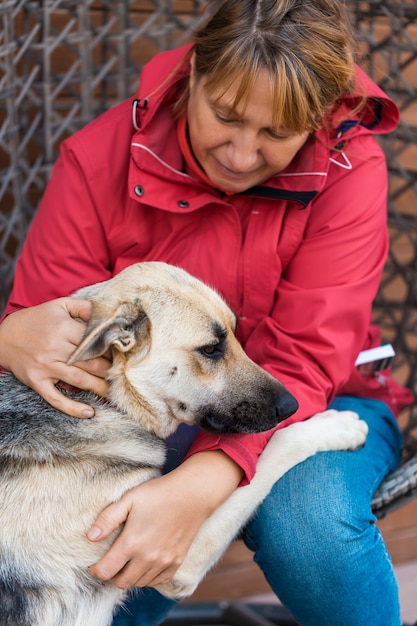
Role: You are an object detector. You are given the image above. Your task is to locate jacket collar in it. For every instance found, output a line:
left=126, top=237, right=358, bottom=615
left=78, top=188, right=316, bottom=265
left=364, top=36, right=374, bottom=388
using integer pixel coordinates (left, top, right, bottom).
left=129, top=45, right=399, bottom=208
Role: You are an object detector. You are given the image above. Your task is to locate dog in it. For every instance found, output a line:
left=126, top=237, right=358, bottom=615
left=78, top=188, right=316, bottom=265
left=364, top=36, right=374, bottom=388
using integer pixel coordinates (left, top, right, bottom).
left=0, top=262, right=368, bottom=626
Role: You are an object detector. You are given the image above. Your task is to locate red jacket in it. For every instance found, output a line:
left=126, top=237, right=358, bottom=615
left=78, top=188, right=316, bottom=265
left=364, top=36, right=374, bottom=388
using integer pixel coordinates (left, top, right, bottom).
left=4, top=45, right=412, bottom=483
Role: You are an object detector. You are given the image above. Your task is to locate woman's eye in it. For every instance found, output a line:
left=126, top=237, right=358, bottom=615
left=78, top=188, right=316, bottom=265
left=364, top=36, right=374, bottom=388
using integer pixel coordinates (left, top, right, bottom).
left=266, top=129, right=292, bottom=141
left=215, top=113, right=237, bottom=125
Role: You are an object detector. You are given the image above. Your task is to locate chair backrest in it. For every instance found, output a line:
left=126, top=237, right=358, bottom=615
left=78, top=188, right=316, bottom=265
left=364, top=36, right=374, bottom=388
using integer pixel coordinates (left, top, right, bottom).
left=0, top=1, right=416, bottom=450
left=349, top=2, right=417, bottom=459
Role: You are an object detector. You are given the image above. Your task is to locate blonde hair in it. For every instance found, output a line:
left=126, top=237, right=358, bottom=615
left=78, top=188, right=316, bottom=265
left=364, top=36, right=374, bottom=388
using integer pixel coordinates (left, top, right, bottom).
left=178, top=0, right=358, bottom=132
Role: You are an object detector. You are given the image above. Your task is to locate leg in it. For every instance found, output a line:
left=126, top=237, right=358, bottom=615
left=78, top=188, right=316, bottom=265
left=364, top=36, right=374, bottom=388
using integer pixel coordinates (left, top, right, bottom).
left=111, top=589, right=176, bottom=626
left=157, top=408, right=367, bottom=599
left=242, top=397, right=403, bottom=626
left=111, top=425, right=199, bottom=626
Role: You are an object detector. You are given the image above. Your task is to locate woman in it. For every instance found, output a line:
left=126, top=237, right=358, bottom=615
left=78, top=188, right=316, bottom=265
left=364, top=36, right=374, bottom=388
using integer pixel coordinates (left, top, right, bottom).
left=0, top=1, right=412, bottom=624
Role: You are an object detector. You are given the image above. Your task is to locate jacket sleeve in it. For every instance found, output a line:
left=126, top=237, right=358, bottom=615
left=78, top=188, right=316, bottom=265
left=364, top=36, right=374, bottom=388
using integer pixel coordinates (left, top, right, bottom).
left=187, top=134, right=390, bottom=484
left=3, top=141, right=117, bottom=317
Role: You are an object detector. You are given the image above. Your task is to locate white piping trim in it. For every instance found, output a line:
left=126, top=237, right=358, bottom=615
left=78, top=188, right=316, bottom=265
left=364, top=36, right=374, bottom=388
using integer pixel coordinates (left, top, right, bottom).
left=329, top=151, right=353, bottom=170
left=131, top=142, right=192, bottom=179
left=132, top=142, right=332, bottom=181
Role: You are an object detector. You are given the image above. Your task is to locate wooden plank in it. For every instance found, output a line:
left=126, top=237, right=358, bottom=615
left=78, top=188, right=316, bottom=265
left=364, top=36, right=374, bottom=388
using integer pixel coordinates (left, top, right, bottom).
left=379, top=499, right=417, bottom=564
left=185, top=541, right=273, bottom=602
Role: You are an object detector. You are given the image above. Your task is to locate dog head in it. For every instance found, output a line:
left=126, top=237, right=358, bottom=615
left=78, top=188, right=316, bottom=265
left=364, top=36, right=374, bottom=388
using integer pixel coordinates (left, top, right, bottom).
left=68, top=263, right=298, bottom=439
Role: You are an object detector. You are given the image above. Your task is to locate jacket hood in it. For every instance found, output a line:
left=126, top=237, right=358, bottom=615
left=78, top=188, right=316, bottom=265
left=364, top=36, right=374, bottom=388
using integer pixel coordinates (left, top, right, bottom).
left=128, top=45, right=399, bottom=208
left=331, top=64, right=400, bottom=137
left=133, top=44, right=399, bottom=139
left=132, top=45, right=193, bottom=132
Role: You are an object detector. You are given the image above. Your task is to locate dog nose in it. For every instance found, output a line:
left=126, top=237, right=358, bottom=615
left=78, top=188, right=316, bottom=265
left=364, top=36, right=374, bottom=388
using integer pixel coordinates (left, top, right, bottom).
left=276, top=392, right=299, bottom=419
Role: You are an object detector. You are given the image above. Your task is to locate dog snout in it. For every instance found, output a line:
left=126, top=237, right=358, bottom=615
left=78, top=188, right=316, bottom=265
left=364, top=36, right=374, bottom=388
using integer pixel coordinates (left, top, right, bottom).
left=199, top=410, right=231, bottom=434
left=198, top=404, right=261, bottom=434
left=197, top=386, right=298, bottom=435
left=275, top=389, right=299, bottom=420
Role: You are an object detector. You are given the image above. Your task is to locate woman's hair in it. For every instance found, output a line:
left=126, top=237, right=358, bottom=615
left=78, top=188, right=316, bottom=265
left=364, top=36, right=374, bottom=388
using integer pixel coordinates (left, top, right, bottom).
left=179, top=0, right=358, bottom=132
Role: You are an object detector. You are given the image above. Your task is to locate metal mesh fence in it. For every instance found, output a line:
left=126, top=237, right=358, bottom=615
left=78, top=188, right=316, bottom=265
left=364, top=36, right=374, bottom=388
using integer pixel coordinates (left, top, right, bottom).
left=0, top=0, right=208, bottom=307
left=1, top=0, right=416, bottom=442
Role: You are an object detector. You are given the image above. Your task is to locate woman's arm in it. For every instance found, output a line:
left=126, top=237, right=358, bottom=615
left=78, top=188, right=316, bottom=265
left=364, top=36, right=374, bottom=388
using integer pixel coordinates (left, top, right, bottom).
left=249, top=136, right=390, bottom=414
left=187, top=135, right=392, bottom=482
left=4, top=146, right=113, bottom=315
left=87, top=450, right=244, bottom=589
left=0, top=124, right=127, bottom=415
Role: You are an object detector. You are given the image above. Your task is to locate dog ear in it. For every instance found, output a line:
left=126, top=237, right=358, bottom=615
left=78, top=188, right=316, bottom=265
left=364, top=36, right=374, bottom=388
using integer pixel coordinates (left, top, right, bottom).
left=67, top=302, right=150, bottom=365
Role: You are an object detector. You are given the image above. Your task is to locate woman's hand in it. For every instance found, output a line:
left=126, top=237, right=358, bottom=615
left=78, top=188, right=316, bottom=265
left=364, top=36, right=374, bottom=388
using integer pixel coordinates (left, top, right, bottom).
left=0, top=298, right=110, bottom=417
left=87, top=451, right=244, bottom=589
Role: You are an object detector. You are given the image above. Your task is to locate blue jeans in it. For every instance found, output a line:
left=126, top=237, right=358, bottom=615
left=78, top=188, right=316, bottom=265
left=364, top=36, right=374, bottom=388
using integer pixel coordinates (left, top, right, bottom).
left=111, top=397, right=403, bottom=626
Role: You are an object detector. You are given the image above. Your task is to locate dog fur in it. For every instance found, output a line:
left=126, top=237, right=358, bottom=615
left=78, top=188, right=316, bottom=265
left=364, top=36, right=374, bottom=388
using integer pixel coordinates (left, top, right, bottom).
left=0, top=262, right=368, bottom=625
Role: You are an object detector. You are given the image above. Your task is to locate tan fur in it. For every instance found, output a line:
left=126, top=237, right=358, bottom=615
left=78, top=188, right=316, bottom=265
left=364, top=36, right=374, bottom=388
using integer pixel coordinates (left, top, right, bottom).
left=0, top=262, right=368, bottom=625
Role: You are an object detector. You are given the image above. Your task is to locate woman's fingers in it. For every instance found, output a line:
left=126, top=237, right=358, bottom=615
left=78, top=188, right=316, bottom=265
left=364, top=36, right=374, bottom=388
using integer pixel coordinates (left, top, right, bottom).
left=0, top=297, right=111, bottom=417
left=65, top=298, right=93, bottom=324
left=37, top=379, right=96, bottom=418
left=87, top=479, right=197, bottom=590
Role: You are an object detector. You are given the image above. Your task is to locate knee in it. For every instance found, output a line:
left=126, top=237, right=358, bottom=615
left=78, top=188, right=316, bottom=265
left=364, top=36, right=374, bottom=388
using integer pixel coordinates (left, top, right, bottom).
left=244, top=462, right=372, bottom=569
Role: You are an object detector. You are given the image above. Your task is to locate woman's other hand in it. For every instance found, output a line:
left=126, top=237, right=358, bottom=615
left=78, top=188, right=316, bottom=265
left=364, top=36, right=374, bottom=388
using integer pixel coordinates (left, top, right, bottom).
left=87, top=451, right=244, bottom=589
left=0, top=298, right=110, bottom=417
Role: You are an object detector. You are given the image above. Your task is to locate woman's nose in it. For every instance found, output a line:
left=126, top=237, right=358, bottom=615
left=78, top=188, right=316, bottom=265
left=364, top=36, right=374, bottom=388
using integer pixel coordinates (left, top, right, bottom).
left=226, top=132, right=259, bottom=172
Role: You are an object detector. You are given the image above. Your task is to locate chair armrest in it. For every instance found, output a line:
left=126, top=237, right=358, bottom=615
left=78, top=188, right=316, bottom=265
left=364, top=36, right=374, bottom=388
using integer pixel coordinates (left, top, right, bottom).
left=372, top=453, right=417, bottom=519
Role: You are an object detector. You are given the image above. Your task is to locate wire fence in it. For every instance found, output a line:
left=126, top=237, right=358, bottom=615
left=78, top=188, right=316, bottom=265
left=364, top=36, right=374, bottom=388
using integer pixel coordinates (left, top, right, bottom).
left=0, top=0, right=416, bottom=442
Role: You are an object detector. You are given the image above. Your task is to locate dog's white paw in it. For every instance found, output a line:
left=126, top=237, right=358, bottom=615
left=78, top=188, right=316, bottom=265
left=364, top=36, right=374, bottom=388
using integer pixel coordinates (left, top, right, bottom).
left=156, top=572, right=198, bottom=600
left=309, top=409, right=368, bottom=452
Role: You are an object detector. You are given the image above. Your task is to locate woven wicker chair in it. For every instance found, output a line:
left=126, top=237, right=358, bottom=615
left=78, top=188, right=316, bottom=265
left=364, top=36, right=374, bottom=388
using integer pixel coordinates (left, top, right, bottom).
left=372, top=446, right=417, bottom=520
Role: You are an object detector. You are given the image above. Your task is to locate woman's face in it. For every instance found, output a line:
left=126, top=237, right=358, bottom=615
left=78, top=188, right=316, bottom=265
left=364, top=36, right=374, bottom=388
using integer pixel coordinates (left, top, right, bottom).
left=187, top=64, right=310, bottom=194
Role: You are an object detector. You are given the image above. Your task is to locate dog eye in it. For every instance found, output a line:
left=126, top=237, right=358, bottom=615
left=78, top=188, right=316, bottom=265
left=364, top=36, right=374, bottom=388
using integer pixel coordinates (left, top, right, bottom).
left=199, top=344, right=223, bottom=359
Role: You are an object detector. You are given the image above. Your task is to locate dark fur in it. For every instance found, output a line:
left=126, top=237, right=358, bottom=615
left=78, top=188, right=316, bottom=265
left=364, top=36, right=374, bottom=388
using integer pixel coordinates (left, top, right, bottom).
left=0, top=262, right=299, bottom=626
left=0, top=374, right=167, bottom=626
left=0, top=263, right=367, bottom=624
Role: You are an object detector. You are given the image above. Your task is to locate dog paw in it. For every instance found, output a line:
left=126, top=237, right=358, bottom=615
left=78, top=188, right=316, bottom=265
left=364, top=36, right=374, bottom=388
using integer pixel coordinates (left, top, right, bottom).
left=310, top=409, right=368, bottom=452
left=156, top=574, right=198, bottom=600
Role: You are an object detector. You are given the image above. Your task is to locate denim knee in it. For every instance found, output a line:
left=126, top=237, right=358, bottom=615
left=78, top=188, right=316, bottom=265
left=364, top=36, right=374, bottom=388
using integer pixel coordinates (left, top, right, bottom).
left=244, top=449, right=368, bottom=571
left=241, top=397, right=402, bottom=626
left=244, top=465, right=400, bottom=625
left=111, top=588, right=176, bottom=626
